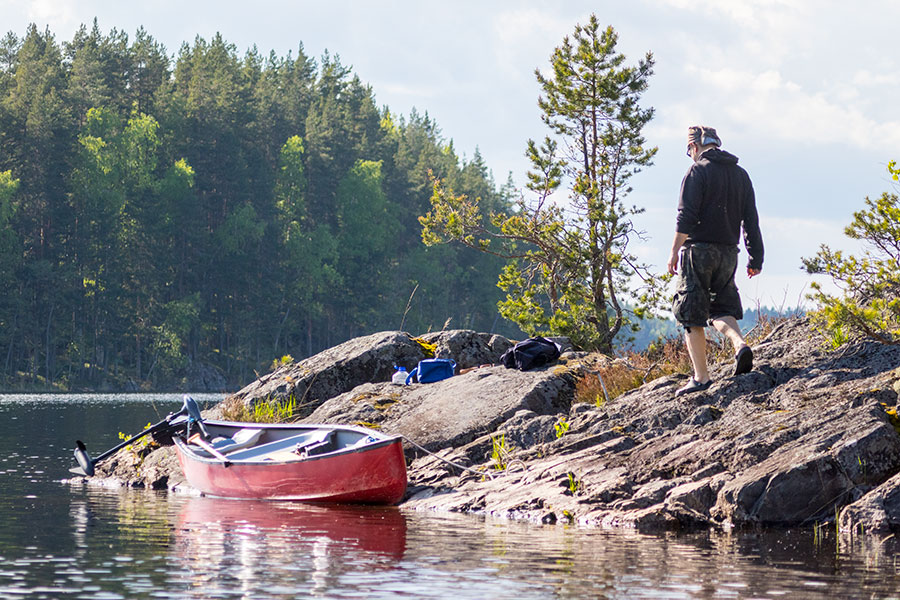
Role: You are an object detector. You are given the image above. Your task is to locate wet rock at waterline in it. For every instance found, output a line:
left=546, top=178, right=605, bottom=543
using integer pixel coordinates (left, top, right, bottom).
left=82, top=318, right=900, bottom=535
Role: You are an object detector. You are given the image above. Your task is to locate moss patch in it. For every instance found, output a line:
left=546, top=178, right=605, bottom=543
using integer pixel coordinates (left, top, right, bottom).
left=410, top=337, right=437, bottom=358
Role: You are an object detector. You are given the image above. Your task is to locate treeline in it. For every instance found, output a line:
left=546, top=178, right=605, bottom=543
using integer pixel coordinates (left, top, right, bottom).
left=0, top=22, right=517, bottom=390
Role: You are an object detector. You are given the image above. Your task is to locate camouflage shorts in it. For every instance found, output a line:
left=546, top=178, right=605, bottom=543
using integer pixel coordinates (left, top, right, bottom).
left=672, top=242, right=743, bottom=329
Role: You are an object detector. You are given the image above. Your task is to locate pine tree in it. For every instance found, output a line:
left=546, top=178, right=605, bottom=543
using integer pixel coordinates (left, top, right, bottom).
left=802, top=162, right=900, bottom=346
left=421, top=16, right=660, bottom=352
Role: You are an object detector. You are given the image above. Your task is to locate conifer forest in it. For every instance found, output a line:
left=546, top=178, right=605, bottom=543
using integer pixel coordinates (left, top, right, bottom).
left=0, top=23, right=517, bottom=389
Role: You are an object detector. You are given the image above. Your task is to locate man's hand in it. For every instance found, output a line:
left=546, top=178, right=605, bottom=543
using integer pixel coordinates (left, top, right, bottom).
left=748, top=268, right=761, bottom=278
left=667, top=250, right=680, bottom=275
left=668, top=232, right=689, bottom=275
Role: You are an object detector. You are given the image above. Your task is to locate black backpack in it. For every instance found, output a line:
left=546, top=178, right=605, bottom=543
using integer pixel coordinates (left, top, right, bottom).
left=500, top=336, right=561, bottom=371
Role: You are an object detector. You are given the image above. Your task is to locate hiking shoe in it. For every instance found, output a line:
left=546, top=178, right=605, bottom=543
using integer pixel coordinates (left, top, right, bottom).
left=734, top=346, right=753, bottom=376
left=675, top=378, right=713, bottom=397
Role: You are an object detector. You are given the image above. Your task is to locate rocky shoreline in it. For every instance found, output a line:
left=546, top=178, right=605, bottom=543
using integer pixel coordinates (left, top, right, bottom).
left=84, top=317, right=900, bottom=536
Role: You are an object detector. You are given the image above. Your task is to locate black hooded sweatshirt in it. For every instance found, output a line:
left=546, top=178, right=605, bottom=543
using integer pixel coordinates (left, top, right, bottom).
left=676, top=148, right=764, bottom=270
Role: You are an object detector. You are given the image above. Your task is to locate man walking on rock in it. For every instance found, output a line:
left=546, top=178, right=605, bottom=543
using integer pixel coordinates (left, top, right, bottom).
left=667, top=126, right=764, bottom=397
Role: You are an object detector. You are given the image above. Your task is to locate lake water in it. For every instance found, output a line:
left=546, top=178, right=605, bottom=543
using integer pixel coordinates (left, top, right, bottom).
left=1, top=393, right=899, bottom=599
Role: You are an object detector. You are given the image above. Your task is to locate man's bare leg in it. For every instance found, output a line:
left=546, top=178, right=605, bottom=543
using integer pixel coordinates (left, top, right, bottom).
left=676, top=326, right=714, bottom=396
left=684, top=326, right=710, bottom=383
left=711, top=316, right=748, bottom=353
left=712, top=316, right=753, bottom=375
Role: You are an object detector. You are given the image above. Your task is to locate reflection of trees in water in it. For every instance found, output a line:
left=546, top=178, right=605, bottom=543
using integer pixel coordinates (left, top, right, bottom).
left=400, top=513, right=900, bottom=598
left=172, top=497, right=407, bottom=598
left=70, top=487, right=179, bottom=552
left=64, top=489, right=900, bottom=598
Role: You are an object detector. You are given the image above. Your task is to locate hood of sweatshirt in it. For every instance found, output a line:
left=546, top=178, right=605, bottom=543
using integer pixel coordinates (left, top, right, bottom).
left=699, top=148, right=739, bottom=166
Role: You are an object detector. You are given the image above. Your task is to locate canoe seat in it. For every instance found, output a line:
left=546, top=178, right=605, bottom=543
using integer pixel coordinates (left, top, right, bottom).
left=296, top=429, right=336, bottom=457
left=227, top=429, right=335, bottom=461
left=259, top=430, right=337, bottom=462
left=209, top=428, right=264, bottom=455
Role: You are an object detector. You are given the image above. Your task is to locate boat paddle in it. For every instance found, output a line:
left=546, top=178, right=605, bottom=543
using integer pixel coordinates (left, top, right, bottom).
left=71, top=394, right=208, bottom=476
left=72, top=408, right=189, bottom=477
left=186, top=432, right=233, bottom=467
left=180, top=394, right=233, bottom=466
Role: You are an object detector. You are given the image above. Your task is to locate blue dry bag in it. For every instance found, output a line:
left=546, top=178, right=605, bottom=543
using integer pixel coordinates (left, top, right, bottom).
left=405, top=358, right=456, bottom=384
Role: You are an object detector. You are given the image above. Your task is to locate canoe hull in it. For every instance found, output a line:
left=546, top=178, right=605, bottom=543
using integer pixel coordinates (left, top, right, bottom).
left=174, top=425, right=407, bottom=504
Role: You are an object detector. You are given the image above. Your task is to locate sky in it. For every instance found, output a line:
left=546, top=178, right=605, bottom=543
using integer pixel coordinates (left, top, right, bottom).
left=3, top=0, right=899, bottom=313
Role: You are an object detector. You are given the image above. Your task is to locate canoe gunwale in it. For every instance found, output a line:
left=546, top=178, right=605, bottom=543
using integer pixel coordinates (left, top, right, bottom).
left=172, top=420, right=404, bottom=466
left=173, top=434, right=404, bottom=466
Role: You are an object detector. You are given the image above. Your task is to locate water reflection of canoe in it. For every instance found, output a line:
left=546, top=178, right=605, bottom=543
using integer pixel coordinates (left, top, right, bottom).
left=177, top=496, right=408, bottom=560
left=173, top=420, right=407, bottom=504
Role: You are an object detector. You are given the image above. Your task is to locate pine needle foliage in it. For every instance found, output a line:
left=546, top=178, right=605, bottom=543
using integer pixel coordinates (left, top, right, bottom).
left=420, top=16, right=666, bottom=353
left=802, top=162, right=900, bottom=346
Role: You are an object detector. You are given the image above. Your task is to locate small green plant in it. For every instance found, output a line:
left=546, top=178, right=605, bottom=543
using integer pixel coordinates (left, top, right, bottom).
left=411, top=337, right=437, bottom=358
left=252, top=395, right=296, bottom=423
left=118, top=422, right=153, bottom=453
left=491, top=434, right=509, bottom=471
left=117, top=422, right=157, bottom=471
left=566, top=471, right=580, bottom=494
left=222, top=395, right=298, bottom=424
left=270, top=354, right=295, bottom=371
left=554, top=417, right=570, bottom=439
left=824, top=326, right=850, bottom=350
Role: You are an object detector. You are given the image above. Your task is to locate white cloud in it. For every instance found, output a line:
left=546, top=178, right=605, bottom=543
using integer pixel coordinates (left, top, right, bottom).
left=649, top=0, right=816, bottom=63
left=640, top=0, right=900, bottom=155
left=16, top=0, right=78, bottom=31
left=24, top=0, right=67, bottom=20
left=492, top=7, right=586, bottom=86
left=851, top=69, right=899, bottom=88
left=682, top=65, right=900, bottom=151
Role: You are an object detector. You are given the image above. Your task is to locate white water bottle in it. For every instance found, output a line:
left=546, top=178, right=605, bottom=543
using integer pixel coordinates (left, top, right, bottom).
left=392, top=366, right=408, bottom=385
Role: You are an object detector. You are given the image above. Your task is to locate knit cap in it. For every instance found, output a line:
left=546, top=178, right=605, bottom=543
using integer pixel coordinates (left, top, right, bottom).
left=687, top=126, right=721, bottom=148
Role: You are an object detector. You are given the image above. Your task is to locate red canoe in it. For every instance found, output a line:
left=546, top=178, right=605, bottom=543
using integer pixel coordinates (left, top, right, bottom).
left=173, top=420, right=408, bottom=504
